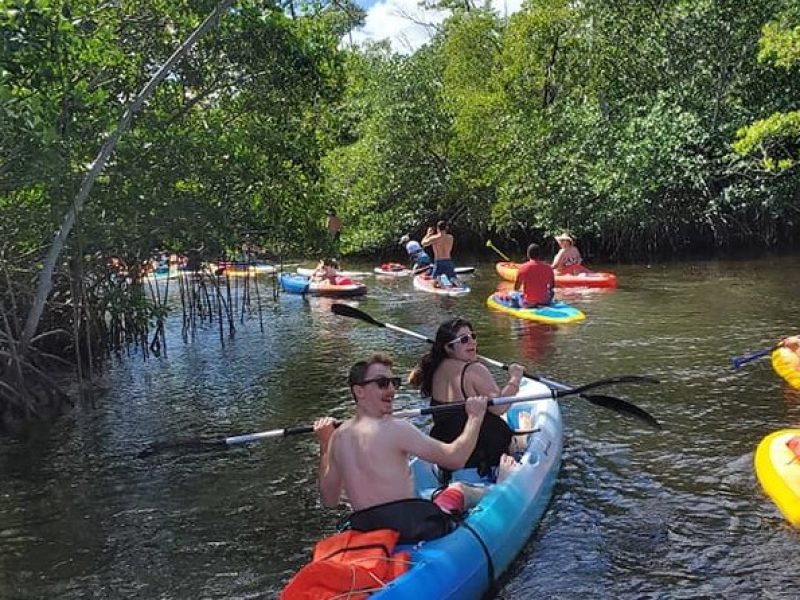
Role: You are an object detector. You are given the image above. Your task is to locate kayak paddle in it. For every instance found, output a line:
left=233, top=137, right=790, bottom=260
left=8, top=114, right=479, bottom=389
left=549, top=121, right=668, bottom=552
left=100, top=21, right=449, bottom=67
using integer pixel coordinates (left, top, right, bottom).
left=486, top=240, right=512, bottom=262
left=399, top=377, right=657, bottom=417
left=138, top=374, right=657, bottom=457
left=731, top=343, right=782, bottom=370
left=137, top=423, right=339, bottom=458
left=330, top=303, right=662, bottom=430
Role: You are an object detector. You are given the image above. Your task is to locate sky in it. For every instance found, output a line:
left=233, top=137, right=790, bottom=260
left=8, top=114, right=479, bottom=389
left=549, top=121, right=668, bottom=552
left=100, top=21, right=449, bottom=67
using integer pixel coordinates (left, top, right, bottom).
left=347, top=0, right=525, bottom=54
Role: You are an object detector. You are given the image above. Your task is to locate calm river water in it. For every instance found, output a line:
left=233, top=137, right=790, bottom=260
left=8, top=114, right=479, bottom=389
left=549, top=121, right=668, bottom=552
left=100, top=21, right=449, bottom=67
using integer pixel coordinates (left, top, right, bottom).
left=1, top=255, right=799, bottom=598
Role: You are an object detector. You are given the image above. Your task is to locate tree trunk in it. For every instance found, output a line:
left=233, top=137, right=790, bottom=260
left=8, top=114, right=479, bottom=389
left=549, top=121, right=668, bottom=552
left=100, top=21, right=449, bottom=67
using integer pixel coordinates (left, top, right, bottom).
left=20, top=0, right=236, bottom=355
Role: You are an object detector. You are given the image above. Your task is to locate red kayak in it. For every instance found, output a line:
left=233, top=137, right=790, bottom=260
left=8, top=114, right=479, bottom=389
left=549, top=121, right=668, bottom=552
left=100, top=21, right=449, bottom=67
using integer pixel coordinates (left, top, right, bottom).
left=495, top=261, right=617, bottom=288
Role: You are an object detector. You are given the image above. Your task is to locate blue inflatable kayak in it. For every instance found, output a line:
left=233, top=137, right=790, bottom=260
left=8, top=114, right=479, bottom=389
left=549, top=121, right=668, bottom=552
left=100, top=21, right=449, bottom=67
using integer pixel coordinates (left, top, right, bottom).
left=280, top=273, right=367, bottom=297
left=370, top=377, right=563, bottom=599
left=487, top=293, right=585, bottom=324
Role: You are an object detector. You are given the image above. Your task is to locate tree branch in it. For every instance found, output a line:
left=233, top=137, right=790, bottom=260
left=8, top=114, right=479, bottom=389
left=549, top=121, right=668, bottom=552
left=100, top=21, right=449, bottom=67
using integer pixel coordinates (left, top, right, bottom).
left=20, top=0, right=236, bottom=354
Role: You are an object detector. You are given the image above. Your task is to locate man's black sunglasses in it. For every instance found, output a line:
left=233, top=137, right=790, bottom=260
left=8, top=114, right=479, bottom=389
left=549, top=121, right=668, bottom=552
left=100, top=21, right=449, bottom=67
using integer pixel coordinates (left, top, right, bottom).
left=447, top=332, right=477, bottom=346
left=359, top=376, right=402, bottom=389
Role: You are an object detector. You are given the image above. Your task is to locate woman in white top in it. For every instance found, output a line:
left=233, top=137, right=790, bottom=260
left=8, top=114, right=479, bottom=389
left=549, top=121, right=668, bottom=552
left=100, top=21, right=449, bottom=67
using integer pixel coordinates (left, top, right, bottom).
left=551, top=233, right=590, bottom=275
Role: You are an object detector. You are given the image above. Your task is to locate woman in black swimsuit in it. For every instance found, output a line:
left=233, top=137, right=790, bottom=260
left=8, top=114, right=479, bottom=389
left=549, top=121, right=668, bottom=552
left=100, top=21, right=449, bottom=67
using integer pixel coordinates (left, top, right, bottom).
left=409, top=318, right=525, bottom=475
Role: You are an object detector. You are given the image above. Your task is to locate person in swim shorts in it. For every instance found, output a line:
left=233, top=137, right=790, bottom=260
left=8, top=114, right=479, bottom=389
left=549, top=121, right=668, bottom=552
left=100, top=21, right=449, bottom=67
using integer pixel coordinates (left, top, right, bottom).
left=314, top=353, right=518, bottom=540
left=421, top=220, right=459, bottom=287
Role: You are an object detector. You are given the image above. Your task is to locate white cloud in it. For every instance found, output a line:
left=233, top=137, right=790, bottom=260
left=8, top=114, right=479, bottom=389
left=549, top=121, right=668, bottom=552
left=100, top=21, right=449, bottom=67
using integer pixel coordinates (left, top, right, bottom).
left=348, top=0, right=525, bottom=55
left=347, top=0, right=447, bottom=54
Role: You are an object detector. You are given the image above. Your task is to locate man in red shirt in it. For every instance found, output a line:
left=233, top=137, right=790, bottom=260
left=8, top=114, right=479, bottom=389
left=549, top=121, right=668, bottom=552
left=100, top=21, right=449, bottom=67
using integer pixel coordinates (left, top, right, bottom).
left=513, top=243, right=554, bottom=307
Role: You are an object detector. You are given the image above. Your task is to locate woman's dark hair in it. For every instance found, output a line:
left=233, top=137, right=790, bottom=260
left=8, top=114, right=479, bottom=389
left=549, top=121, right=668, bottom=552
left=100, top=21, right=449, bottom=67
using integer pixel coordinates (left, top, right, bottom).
left=409, top=318, right=473, bottom=397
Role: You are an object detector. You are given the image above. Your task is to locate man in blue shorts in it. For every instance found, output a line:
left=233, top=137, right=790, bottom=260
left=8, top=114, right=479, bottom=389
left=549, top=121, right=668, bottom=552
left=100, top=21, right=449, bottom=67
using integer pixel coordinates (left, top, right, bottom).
left=421, top=220, right=458, bottom=287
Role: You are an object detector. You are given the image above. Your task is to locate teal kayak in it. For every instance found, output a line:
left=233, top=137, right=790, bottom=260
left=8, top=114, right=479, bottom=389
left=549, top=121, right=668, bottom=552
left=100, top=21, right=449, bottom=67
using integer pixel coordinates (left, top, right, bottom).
left=370, top=376, right=563, bottom=599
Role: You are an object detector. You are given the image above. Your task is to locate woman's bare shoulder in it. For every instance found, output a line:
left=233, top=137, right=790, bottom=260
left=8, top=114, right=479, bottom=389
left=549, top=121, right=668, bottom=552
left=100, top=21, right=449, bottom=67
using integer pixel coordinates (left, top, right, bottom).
left=464, top=361, right=494, bottom=386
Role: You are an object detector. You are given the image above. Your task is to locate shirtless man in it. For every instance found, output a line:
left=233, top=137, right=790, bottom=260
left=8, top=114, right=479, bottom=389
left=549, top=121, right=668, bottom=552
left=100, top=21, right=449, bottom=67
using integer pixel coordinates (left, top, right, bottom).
left=326, top=209, right=342, bottom=241
left=314, top=353, right=517, bottom=536
left=421, top=220, right=459, bottom=286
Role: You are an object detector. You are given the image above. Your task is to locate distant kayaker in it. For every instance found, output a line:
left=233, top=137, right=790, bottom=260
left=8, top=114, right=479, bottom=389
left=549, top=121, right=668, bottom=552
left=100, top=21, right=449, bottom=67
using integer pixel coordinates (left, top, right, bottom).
left=782, top=336, right=800, bottom=353
left=399, top=234, right=432, bottom=272
left=314, top=353, right=518, bottom=542
left=326, top=209, right=342, bottom=242
left=512, top=243, right=555, bottom=307
left=325, top=208, right=342, bottom=257
left=552, top=233, right=590, bottom=275
left=421, top=220, right=460, bottom=287
left=409, top=318, right=526, bottom=477
left=311, top=258, right=339, bottom=284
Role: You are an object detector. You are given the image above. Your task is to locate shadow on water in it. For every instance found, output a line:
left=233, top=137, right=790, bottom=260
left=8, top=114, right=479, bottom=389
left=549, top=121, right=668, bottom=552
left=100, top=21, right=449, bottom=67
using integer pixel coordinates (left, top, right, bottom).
left=1, top=256, right=800, bottom=598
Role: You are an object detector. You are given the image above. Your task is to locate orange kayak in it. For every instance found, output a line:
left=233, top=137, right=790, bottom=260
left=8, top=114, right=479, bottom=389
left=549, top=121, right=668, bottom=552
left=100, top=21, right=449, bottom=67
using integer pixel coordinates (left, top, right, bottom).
left=495, top=261, right=617, bottom=288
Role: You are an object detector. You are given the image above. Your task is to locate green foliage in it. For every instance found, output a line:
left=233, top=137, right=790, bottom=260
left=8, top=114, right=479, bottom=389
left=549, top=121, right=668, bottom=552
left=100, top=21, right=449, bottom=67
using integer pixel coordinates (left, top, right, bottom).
left=759, top=18, right=800, bottom=69
left=2, top=0, right=352, bottom=264
left=733, top=111, right=800, bottom=171
left=3, top=0, right=800, bottom=278
left=318, top=0, right=800, bottom=256
left=734, top=7, right=800, bottom=173
left=322, top=45, right=455, bottom=250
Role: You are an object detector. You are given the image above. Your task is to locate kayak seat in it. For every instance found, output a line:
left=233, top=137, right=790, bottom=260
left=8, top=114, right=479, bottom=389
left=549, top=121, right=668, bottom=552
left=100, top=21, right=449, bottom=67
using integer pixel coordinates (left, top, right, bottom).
left=342, top=498, right=459, bottom=545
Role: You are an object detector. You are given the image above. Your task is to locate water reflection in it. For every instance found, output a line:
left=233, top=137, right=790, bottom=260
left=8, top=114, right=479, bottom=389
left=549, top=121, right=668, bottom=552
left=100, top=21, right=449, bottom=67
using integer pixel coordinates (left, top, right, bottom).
left=1, top=256, right=800, bottom=598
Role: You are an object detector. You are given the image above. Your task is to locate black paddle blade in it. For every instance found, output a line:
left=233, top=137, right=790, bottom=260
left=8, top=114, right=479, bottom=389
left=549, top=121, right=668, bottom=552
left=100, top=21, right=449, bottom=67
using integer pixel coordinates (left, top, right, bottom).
left=136, top=437, right=228, bottom=459
left=331, top=303, right=384, bottom=327
left=582, top=393, right=662, bottom=430
left=566, top=375, right=659, bottom=395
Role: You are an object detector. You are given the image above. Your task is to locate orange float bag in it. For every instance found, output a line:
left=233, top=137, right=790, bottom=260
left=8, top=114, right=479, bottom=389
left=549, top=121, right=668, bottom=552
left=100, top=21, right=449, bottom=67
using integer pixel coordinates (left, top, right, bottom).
left=280, top=528, right=410, bottom=600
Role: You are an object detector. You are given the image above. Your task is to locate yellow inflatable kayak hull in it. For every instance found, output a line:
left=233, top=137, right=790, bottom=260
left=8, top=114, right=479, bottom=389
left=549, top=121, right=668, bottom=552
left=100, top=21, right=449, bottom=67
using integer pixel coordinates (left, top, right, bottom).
left=754, top=429, right=800, bottom=527
left=771, top=347, right=800, bottom=389
left=495, top=261, right=519, bottom=282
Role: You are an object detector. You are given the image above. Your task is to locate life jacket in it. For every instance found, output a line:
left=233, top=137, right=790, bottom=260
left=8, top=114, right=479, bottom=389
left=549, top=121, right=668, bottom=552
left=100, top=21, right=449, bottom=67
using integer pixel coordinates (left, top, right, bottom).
left=280, top=528, right=410, bottom=600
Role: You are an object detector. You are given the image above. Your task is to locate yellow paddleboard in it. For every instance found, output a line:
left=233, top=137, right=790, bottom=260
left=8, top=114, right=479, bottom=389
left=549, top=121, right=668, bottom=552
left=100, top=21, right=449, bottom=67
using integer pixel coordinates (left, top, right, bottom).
left=754, top=428, right=800, bottom=527
left=486, top=294, right=585, bottom=325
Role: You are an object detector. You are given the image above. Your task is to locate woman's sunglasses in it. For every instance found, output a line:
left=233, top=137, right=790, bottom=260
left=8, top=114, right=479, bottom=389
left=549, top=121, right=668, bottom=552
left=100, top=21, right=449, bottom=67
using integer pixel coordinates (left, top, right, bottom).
left=447, top=332, right=477, bottom=347
left=359, top=376, right=402, bottom=389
